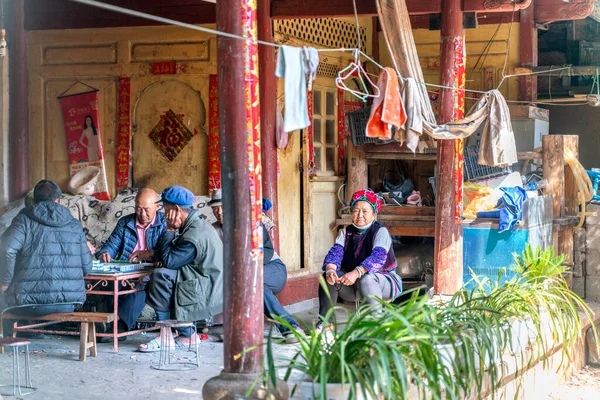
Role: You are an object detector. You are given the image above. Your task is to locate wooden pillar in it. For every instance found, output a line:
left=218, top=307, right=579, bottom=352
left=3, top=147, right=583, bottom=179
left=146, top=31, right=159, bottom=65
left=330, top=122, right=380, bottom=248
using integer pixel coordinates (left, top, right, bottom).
left=258, top=0, right=280, bottom=251
left=543, top=135, right=578, bottom=270
left=8, top=0, right=28, bottom=201
left=519, top=3, right=537, bottom=102
left=372, top=16, right=380, bottom=63
left=346, top=141, right=368, bottom=199
left=433, top=0, right=464, bottom=295
left=204, top=0, right=286, bottom=397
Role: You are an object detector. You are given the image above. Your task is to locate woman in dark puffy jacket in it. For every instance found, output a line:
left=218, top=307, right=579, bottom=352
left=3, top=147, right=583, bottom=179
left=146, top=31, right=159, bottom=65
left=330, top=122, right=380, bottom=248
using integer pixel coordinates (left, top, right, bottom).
left=0, top=180, right=92, bottom=315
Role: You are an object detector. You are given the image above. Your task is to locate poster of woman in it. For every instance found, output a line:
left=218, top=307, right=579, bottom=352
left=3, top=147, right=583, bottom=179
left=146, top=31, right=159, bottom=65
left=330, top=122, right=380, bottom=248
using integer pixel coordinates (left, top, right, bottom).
left=79, top=115, right=102, bottom=161
left=58, top=89, right=111, bottom=200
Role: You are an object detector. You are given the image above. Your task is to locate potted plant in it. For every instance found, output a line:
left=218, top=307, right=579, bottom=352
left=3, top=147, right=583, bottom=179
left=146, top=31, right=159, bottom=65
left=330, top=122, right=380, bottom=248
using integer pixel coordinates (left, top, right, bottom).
left=262, top=282, right=504, bottom=400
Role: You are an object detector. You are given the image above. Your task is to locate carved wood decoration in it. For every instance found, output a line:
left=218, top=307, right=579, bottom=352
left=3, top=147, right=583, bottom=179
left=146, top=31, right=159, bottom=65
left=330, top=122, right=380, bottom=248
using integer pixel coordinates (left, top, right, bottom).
left=535, top=0, right=596, bottom=23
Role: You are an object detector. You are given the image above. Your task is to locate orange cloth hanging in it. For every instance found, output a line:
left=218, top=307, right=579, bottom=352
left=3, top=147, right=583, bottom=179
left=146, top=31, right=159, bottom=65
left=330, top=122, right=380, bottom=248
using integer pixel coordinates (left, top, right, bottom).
left=366, top=67, right=406, bottom=140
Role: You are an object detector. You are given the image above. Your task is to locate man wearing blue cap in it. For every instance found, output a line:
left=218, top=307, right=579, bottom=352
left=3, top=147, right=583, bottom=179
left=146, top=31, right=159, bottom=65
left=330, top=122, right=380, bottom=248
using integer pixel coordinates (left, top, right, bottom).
left=139, top=185, right=224, bottom=351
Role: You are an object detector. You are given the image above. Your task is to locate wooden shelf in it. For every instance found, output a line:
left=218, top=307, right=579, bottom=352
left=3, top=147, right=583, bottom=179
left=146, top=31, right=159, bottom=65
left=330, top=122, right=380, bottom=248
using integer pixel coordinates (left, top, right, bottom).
left=366, top=152, right=438, bottom=161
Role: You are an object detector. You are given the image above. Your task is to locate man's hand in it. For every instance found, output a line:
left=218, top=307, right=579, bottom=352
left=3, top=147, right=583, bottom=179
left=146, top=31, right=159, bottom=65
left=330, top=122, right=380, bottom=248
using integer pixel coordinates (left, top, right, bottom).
left=99, top=252, right=112, bottom=263
left=1, top=285, right=8, bottom=292
left=86, top=241, right=96, bottom=254
left=166, top=208, right=183, bottom=230
left=340, top=270, right=360, bottom=286
left=129, top=250, right=154, bottom=262
left=152, top=261, right=163, bottom=268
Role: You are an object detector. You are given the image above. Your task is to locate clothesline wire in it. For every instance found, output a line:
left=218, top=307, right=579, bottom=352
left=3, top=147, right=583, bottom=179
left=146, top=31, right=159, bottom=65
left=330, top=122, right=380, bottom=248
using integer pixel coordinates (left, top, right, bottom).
left=461, top=93, right=589, bottom=107
left=496, top=6, right=517, bottom=90
left=70, top=0, right=578, bottom=99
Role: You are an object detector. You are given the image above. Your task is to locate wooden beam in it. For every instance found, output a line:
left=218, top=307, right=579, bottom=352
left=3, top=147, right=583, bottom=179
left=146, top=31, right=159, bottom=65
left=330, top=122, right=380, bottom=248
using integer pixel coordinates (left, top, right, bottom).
left=271, top=0, right=532, bottom=19
left=522, top=66, right=600, bottom=76
left=25, top=0, right=216, bottom=30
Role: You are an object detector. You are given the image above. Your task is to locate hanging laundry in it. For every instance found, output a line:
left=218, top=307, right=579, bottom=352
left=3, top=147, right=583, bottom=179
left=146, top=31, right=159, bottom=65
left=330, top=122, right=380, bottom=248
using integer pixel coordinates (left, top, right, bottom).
left=275, top=103, right=288, bottom=149
left=394, top=84, right=518, bottom=167
left=303, top=47, right=319, bottom=91
left=477, top=186, right=527, bottom=233
left=424, top=90, right=517, bottom=167
left=276, top=45, right=311, bottom=133
left=366, top=67, right=406, bottom=141
left=398, top=77, right=424, bottom=152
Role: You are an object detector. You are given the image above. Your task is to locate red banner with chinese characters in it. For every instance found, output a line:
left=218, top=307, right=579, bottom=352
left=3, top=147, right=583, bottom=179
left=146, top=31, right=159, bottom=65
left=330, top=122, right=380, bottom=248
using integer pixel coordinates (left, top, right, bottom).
left=453, top=37, right=466, bottom=224
left=208, top=75, right=221, bottom=190
left=242, top=0, right=263, bottom=261
left=337, top=88, right=345, bottom=175
left=58, top=90, right=110, bottom=200
left=116, top=77, right=131, bottom=190
left=153, top=62, right=177, bottom=75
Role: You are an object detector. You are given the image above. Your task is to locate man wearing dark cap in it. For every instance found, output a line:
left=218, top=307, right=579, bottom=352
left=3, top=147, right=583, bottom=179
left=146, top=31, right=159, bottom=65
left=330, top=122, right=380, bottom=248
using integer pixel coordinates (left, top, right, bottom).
left=140, top=185, right=224, bottom=351
left=0, top=180, right=92, bottom=315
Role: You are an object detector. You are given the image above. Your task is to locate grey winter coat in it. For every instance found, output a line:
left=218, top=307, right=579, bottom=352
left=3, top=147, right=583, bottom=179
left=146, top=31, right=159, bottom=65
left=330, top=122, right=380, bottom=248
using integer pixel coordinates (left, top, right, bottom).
left=0, top=201, right=92, bottom=311
left=167, top=212, right=224, bottom=322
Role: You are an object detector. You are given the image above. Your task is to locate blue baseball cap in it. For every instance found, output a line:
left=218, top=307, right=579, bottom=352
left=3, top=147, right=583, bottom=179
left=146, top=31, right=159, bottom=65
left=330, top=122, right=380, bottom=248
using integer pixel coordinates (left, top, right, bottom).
left=159, top=186, right=194, bottom=207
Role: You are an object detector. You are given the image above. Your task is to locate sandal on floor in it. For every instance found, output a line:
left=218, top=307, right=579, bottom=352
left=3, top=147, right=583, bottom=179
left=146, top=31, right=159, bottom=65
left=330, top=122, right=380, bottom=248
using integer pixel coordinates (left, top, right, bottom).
left=138, top=337, right=166, bottom=353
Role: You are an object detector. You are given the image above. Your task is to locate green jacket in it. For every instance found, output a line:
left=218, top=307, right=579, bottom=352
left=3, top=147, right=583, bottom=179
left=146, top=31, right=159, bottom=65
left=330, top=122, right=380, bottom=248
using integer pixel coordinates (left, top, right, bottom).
left=173, top=211, right=224, bottom=321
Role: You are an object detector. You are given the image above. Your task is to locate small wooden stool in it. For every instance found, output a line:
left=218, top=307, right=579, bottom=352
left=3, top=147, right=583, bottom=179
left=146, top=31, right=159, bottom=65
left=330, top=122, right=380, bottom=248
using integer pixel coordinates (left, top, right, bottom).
left=151, top=320, right=199, bottom=371
left=0, top=337, right=37, bottom=396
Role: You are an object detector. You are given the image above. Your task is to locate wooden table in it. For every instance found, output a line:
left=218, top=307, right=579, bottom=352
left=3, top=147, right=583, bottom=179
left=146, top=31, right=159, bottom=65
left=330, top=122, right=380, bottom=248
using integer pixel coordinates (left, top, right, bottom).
left=85, top=270, right=160, bottom=352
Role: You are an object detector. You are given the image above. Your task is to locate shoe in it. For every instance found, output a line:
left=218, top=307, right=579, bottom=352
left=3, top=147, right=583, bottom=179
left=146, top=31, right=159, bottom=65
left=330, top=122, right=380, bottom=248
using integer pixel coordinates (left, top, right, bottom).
left=283, top=326, right=307, bottom=344
left=314, top=320, right=324, bottom=334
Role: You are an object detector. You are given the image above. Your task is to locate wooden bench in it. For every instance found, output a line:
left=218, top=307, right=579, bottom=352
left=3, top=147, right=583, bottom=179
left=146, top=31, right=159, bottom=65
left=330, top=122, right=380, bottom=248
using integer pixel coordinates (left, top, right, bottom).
left=0, top=312, right=114, bottom=361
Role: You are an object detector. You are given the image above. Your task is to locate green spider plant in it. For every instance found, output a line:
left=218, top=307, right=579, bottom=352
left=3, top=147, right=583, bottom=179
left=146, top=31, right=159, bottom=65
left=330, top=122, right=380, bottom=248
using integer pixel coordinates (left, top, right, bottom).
left=262, top=280, right=505, bottom=400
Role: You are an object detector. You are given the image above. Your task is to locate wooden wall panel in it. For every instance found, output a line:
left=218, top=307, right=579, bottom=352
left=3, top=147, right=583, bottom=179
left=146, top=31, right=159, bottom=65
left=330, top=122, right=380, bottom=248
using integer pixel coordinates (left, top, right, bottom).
left=27, top=26, right=216, bottom=197
left=43, top=44, right=118, bottom=66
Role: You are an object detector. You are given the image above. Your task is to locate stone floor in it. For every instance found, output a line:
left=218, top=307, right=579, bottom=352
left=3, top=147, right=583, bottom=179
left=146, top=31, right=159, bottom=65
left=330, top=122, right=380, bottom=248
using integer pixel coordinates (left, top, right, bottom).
left=0, top=308, right=324, bottom=400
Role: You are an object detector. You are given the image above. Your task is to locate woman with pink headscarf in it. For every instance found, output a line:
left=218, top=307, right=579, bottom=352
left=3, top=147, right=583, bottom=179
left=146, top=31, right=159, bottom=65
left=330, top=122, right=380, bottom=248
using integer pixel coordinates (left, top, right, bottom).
left=317, top=189, right=402, bottom=330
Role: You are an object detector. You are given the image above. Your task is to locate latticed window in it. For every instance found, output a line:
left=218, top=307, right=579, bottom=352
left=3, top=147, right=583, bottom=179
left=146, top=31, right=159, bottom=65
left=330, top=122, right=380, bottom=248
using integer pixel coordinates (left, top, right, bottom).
left=312, top=87, right=337, bottom=175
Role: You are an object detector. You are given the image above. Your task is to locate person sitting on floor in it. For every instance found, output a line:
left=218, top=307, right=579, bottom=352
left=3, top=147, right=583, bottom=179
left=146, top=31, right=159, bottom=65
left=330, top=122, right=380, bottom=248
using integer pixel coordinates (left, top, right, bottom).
left=139, top=185, right=224, bottom=351
left=260, top=198, right=305, bottom=343
left=95, top=188, right=166, bottom=339
left=208, top=188, right=223, bottom=240
left=316, top=189, right=402, bottom=331
left=0, top=180, right=92, bottom=315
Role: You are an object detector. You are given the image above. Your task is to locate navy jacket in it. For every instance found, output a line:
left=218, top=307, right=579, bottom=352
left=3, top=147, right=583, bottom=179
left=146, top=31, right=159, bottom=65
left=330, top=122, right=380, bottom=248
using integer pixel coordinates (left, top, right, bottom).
left=0, top=201, right=92, bottom=310
left=96, top=213, right=166, bottom=261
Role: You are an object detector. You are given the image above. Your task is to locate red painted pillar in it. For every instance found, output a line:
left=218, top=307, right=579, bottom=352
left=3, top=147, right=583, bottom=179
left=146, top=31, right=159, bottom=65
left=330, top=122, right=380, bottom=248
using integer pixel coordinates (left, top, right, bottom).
left=8, top=0, right=29, bottom=200
left=434, top=0, right=465, bottom=295
left=258, top=0, right=280, bottom=251
left=204, top=0, right=286, bottom=397
left=519, top=3, right=537, bottom=102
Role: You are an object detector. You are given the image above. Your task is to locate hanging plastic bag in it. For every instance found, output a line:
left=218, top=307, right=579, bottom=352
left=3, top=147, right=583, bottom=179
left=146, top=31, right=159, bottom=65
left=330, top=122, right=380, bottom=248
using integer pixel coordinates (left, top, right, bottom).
left=276, top=104, right=288, bottom=149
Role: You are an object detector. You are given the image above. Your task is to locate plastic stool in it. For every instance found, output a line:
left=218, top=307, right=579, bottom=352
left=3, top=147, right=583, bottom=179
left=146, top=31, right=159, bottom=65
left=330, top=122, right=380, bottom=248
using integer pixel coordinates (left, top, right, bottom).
left=151, top=320, right=200, bottom=371
left=0, top=337, right=37, bottom=396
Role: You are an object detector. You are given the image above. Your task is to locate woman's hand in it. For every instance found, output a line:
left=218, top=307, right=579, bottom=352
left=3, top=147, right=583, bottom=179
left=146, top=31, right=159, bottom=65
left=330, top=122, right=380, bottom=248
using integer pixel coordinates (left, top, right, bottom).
left=340, top=270, right=361, bottom=286
left=325, top=264, right=339, bottom=285
left=326, top=270, right=340, bottom=285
